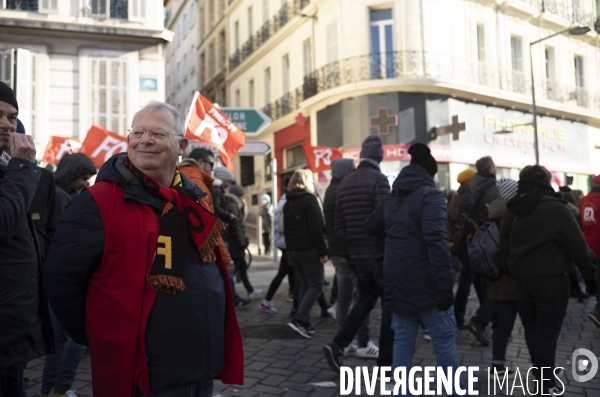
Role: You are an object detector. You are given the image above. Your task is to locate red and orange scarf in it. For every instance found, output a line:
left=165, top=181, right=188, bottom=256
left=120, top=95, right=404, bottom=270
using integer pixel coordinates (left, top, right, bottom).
left=123, top=156, right=225, bottom=294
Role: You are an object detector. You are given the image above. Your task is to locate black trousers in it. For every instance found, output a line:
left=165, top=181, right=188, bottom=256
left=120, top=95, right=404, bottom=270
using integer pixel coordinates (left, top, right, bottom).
left=233, top=256, right=254, bottom=294
left=265, top=249, right=295, bottom=301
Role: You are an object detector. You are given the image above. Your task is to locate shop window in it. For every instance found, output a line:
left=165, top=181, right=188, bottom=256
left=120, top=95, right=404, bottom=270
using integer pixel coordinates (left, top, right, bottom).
left=240, top=156, right=255, bottom=186
left=285, top=145, right=305, bottom=169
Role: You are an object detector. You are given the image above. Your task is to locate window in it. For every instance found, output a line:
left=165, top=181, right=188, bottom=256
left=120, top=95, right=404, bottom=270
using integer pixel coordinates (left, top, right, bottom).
left=248, top=6, right=253, bottom=37
left=200, top=6, right=205, bottom=38
left=285, top=145, right=305, bottom=168
left=90, top=57, right=128, bottom=135
left=219, top=0, right=225, bottom=17
left=190, top=3, right=196, bottom=26
left=183, top=54, right=187, bottom=79
left=219, top=31, right=226, bottom=68
left=263, top=0, right=269, bottom=23
left=248, top=79, right=254, bottom=107
left=39, top=0, right=58, bottom=13
left=574, top=56, right=584, bottom=87
left=326, top=20, right=338, bottom=64
left=370, top=10, right=393, bottom=77
left=545, top=47, right=555, bottom=80
left=200, top=52, right=206, bottom=87
left=264, top=68, right=271, bottom=104
left=303, top=38, right=312, bottom=76
left=235, top=89, right=241, bottom=107
left=476, top=24, right=485, bottom=62
left=190, top=45, right=195, bottom=73
left=6, top=0, right=38, bottom=11
left=175, top=62, right=180, bottom=86
left=127, top=0, right=146, bottom=22
left=234, top=21, right=240, bottom=50
left=209, top=42, right=215, bottom=78
left=240, top=156, right=255, bottom=186
left=282, top=54, right=290, bottom=94
left=510, top=36, right=523, bottom=71
left=209, top=0, right=214, bottom=27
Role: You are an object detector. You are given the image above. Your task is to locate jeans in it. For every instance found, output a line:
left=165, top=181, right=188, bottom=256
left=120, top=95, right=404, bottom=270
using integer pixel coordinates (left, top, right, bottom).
left=330, top=273, right=338, bottom=302
left=516, top=275, right=570, bottom=390
left=0, top=363, right=25, bottom=397
left=492, top=300, right=536, bottom=364
left=331, top=256, right=370, bottom=347
left=391, top=307, right=462, bottom=396
left=41, top=307, right=87, bottom=394
left=454, top=239, right=487, bottom=325
left=333, top=257, right=393, bottom=366
left=233, top=256, right=254, bottom=294
left=139, top=379, right=213, bottom=397
left=265, top=249, right=295, bottom=301
left=288, top=249, right=324, bottom=324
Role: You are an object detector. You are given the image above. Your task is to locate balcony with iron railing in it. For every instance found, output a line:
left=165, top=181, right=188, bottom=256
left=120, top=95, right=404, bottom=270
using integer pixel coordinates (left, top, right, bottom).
left=229, top=0, right=310, bottom=71
left=261, top=51, right=600, bottom=122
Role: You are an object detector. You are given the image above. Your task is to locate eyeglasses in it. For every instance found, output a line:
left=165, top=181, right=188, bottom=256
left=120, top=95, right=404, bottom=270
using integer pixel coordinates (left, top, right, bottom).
left=127, top=128, right=182, bottom=140
left=202, top=159, right=215, bottom=169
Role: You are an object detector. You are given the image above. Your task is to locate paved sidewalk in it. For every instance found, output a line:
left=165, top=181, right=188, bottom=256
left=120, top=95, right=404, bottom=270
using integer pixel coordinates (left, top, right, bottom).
left=25, top=254, right=600, bottom=396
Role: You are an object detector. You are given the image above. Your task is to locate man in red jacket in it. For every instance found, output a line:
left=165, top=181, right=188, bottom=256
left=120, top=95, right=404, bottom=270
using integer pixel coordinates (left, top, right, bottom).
left=44, top=101, right=243, bottom=397
left=580, top=175, right=600, bottom=327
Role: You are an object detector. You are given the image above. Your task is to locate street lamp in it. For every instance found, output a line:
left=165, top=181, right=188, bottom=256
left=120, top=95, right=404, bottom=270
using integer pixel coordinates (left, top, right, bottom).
left=529, top=25, right=591, bottom=164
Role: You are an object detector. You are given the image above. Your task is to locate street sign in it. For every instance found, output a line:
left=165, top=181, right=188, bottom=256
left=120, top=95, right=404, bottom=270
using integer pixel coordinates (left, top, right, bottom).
left=221, top=107, right=272, bottom=135
left=237, top=140, right=271, bottom=156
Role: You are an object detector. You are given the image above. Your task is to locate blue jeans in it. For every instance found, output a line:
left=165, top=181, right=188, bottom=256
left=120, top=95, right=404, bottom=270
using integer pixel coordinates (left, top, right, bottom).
left=0, top=363, right=26, bottom=397
left=391, top=307, right=462, bottom=396
left=139, top=380, right=213, bottom=397
left=41, top=308, right=87, bottom=394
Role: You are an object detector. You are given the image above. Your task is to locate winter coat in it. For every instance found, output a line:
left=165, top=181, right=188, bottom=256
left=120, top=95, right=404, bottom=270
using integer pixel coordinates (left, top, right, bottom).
left=283, top=189, right=327, bottom=256
left=500, top=183, right=597, bottom=281
left=29, top=167, right=58, bottom=260
left=261, top=204, right=272, bottom=233
left=0, top=157, right=54, bottom=369
left=364, top=165, right=454, bottom=314
left=485, top=199, right=519, bottom=301
left=178, top=160, right=232, bottom=264
left=211, top=181, right=232, bottom=240
left=324, top=158, right=355, bottom=257
left=335, top=160, right=390, bottom=258
left=54, top=153, right=97, bottom=196
left=273, top=194, right=287, bottom=249
left=580, top=188, right=600, bottom=257
left=461, top=172, right=500, bottom=225
left=447, top=184, right=467, bottom=247
left=44, top=154, right=243, bottom=395
left=225, top=193, right=248, bottom=258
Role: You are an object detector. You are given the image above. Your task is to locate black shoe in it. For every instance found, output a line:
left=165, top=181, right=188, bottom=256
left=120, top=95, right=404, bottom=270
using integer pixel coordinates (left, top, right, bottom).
left=235, top=298, right=251, bottom=307
left=290, top=308, right=297, bottom=318
left=323, top=342, right=342, bottom=373
left=288, top=320, right=311, bottom=338
left=467, top=321, right=490, bottom=346
left=457, top=321, right=468, bottom=330
left=305, top=323, right=316, bottom=335
left=321, top=309, right=330, bottom=318
left=324, top=279, right=330, bottom=286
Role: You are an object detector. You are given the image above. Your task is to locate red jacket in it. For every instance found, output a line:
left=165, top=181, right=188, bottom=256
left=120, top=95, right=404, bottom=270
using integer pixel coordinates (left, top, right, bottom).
left=580, top=189, right=600, bottom=257
left=87, top=181, right=243, bottom=397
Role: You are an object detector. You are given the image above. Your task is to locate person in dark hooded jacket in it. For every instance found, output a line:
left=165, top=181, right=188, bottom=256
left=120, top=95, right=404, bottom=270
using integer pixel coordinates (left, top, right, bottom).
left=500, top=165, right=597, bottom=395
left=40, top=152, right=96, bottom=397
left=363, top=143, right=460, bottom=391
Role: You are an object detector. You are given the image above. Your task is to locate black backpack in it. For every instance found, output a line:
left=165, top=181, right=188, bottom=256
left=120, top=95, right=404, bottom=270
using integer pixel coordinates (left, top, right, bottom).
left=468, top=220, right=501, bottom=279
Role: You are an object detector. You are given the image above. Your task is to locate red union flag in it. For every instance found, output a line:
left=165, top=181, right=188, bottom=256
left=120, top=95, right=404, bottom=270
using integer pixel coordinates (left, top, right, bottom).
left=79, top=125, right=128, bottom=168
left=302, top=144, right=343, bottom=173
left=185, top=92, right=246, bottom=171
left=42, top=136, right=82, bottom=165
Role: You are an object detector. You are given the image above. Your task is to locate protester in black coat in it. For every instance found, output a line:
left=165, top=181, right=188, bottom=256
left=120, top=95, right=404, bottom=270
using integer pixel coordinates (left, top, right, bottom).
left=53, top=153, right=97, bottom=213
left=29, top=165, right=58, bottom=260
left=284, top=169, right=328, bottom=338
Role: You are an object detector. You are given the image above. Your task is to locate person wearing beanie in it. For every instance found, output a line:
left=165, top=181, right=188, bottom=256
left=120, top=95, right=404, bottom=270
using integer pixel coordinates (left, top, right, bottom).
left=579, top=175, right=600, bottom=327
left=323, top=135, right=393, bottom=372
left=448, top=168, right=477, bottom=250
left=457, top=168, right=476, bottom=185
left=0, top=81, right=54, bottom=393
left=363, top=144, right=462, bottom=392
left=214, top=166, right=235, bottom=187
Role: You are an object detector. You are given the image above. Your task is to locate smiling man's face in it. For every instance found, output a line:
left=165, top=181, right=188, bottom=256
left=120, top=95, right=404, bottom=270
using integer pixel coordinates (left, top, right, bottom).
left=0, top=100, right=18, bottom=153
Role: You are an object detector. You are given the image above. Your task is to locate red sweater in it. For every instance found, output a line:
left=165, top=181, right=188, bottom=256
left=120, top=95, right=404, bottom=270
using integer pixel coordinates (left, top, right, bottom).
left=87, top=181, right=243, bottom=397
left=580, top=190, right=600, bottom=257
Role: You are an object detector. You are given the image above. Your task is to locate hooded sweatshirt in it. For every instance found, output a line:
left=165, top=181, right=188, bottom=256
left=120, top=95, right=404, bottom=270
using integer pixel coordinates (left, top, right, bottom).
left=54, top=153, right=97, bottom=214
left=323, top=158, right=354, bottom=256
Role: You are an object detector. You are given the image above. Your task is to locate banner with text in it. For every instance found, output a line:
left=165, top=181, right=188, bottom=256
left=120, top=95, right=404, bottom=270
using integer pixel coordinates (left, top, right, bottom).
left=79, top=125, right=128, bottom=168
left=42, top=136, right=82, bottom=165
left=302, top=144, right=344, bottom=173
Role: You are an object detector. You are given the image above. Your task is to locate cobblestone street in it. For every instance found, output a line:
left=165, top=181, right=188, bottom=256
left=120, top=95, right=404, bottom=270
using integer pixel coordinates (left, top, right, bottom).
left=24, top=251, right=600, bottom=396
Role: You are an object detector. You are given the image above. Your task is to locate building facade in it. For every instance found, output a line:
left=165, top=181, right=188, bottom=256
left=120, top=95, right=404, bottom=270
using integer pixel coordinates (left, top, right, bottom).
left=0, top=0, right=171, bottom=158
left=225, top=0, right=600, bottom=195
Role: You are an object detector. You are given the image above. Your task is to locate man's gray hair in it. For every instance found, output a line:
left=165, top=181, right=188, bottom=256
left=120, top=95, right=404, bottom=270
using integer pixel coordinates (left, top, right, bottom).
left=134, top=101, right=185, bottom=137
left=476, top=156, right=495, bottom=173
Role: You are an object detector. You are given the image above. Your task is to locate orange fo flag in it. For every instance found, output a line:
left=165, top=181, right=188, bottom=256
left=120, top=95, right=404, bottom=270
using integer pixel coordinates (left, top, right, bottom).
left=302, top=144, right=343, bottom=173
left=42, top=136, right=82, bottom=165
left=79, top=125, right=128, bottom=168
left=185, top=92, right=246, bottom=171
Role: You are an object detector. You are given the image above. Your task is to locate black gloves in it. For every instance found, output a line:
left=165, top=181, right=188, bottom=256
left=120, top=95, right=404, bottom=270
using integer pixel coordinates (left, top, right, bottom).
left=585, top=278, right=598, bottom=296
left=438, top=288, right=454, bottom=311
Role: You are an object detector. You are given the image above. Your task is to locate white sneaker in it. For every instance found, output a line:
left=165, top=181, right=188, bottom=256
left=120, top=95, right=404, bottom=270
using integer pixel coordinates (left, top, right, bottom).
left=64, top=391, right=78, bottom=397
left=248, top=288, right=263, bottom=299
left=343, top=343, right=357, bottom=356
left=327, top=303, right=337, bottom=319
left=423, top=330, right=431, bottom=341
left=356, top=340, right=379, bottom=359
left=260, top=299, right=278, bottom=313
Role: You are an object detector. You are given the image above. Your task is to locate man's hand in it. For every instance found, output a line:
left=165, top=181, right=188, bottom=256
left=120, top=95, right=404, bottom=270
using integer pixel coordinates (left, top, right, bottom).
left=8, top=133, right=36, bottom=163
left=230, top=213, right=238, bottom=220
left=320, top=255, right=329, bottom=264
left=226, top=260, right=235, bottom=274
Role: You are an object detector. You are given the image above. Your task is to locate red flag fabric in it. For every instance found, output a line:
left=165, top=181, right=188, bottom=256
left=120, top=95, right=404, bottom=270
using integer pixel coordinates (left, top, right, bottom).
left=185, top=92, right=246, bottom=171
left=42, top=136, right=82, bottom=165
left=302, top=144, right=343, bottom=173
left=79, top=125, right=128, bottom=168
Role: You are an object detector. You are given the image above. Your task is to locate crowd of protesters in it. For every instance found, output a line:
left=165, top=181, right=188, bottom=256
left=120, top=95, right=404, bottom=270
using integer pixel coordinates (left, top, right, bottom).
left=1, top=77, right=599, bottom=397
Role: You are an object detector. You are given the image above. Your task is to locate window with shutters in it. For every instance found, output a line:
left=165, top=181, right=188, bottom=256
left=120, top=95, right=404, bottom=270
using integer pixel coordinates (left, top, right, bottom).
left=128, top=0, right=146, bottom=22
left=200, top=6, right=206, bottom=39
left=219, top=30, right=226, bottom=68
left=89, top=58, right=128, bottom=135
left=200, top=52, right=206, bottom=87
left=6, top=0, right=38, bottom=11
left=209, top=41, right=215, bottom=78
left=326, top=20, right=338, bottom=64
left=90, top=0, right=109, bottom=18
left=38, top=0, right=58, bottom=13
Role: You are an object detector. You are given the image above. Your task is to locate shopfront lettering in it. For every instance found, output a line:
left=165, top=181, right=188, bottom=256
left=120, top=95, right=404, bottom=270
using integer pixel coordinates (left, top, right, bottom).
left=483, top=133, right=566, bottom=152
left=483, top=116, right=565, bottom=140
